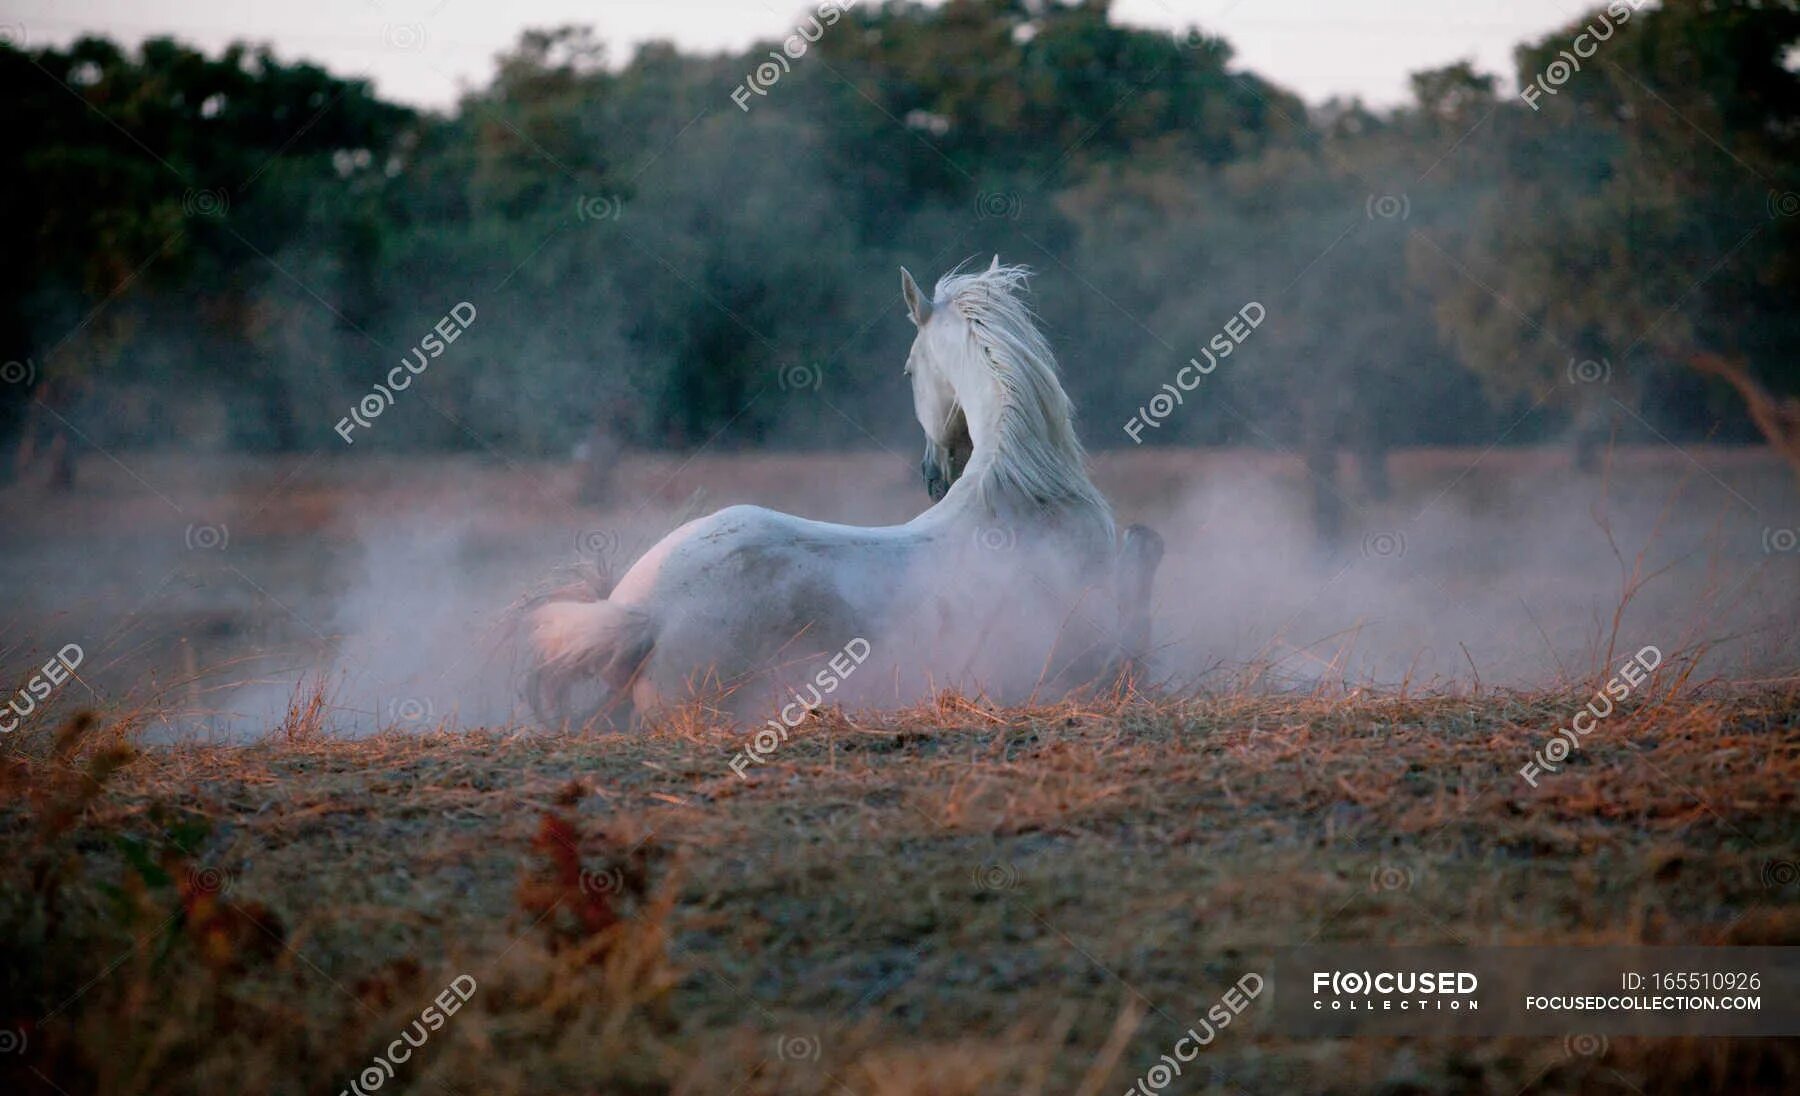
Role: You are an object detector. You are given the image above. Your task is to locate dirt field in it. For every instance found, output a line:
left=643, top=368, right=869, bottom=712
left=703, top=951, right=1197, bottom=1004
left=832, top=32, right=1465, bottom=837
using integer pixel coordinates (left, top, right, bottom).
left=2, top=448, right=1798, bottom=1094
left=2, top=688, right=1796, bottom=1094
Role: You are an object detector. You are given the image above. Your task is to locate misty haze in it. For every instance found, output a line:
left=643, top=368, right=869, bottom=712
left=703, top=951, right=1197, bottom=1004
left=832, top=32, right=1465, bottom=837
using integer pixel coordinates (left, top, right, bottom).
left=2, top=3, right=1798, bottom=1094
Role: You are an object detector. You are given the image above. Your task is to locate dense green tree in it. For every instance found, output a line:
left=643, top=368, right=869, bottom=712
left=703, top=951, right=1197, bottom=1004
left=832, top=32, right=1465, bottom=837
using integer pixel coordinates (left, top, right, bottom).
left=3, top=0, right=1796, bottom=512
left=1431, top=0, right=1800, bottom=467
left=0, top=35, right=413, bottom=478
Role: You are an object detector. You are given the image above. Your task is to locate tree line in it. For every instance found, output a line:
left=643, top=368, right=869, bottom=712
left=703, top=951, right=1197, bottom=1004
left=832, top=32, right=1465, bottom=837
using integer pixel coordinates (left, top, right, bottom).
left=3, top=0, right=1797, bottom=492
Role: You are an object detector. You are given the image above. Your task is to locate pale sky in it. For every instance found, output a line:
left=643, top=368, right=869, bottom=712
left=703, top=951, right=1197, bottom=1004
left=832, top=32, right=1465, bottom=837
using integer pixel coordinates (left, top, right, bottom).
left=8, top=0, right=1603, bottom=109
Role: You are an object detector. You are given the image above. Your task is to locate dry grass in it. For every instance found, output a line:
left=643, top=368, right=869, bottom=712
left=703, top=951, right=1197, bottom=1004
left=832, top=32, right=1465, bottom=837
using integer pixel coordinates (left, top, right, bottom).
left=3, top=446, right=1797, bottom=1092
left=2, top=685, right=1796, bottom=1095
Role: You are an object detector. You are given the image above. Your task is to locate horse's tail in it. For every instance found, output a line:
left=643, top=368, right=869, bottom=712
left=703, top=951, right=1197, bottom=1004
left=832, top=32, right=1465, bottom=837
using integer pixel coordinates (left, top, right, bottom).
left=523, top=594, right=656, bottom=728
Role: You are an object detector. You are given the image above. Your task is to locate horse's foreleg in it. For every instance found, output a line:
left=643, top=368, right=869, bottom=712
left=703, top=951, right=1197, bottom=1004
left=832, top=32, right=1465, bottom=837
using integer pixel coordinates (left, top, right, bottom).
left=1118, top=523, right=1165, bottom=676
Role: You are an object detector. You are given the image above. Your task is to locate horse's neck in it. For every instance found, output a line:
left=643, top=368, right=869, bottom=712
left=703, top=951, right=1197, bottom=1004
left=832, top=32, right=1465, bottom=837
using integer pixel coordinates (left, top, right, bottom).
left=926, top=350, right=1112, bottom=543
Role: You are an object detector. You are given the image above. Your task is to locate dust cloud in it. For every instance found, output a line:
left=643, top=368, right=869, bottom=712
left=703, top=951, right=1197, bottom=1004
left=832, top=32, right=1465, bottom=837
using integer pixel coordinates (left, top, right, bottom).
left=4, top=445, right=1796, bottom=742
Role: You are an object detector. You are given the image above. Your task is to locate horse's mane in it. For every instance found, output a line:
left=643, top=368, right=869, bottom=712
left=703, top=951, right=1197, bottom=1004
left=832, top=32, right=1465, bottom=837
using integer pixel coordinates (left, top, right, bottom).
left=933, top=261, right=1112, bottom=522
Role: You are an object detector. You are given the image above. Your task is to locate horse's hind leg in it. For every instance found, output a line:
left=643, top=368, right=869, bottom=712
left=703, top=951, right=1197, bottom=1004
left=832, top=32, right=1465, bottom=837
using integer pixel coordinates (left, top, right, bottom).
left=1118, top=523, right=1165, bottom=676
left=525, top=662, right=636, bottom=731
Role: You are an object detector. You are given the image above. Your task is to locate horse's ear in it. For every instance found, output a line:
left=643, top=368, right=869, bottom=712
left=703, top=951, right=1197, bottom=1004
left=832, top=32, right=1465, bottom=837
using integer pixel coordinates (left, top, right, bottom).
left=900, top=267, right=932, bottom=326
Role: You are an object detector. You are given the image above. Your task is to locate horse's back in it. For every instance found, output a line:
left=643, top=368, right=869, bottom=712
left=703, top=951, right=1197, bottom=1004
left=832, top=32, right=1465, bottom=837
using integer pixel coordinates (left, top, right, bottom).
left=617, top=505, right=923, bottom=714
left=607, top=501, right=1127, bottom=719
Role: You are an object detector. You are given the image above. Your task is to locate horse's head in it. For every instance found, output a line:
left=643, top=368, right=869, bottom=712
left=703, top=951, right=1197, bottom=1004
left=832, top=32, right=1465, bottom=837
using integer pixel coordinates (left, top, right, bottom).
left=899, top=258, right=1109, bottom=544
left=901, top=265, right=973, bottom=501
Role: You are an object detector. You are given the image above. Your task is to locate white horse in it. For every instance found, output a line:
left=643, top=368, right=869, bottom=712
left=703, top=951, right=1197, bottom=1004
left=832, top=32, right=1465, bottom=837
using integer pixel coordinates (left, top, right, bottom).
left=525, top=260, right=1160, bottom=727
